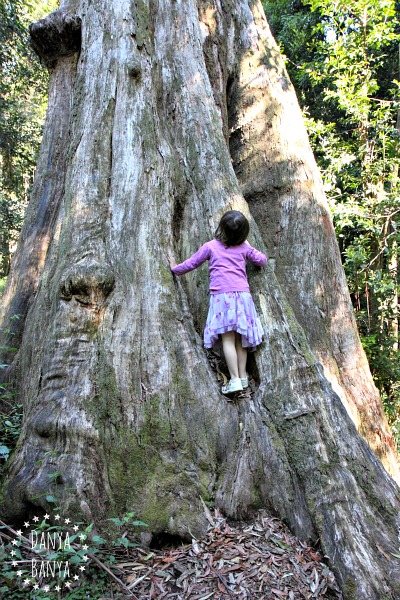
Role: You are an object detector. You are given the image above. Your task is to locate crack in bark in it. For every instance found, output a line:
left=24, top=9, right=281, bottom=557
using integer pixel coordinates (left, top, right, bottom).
left=284, top=408, right=316, bottom=420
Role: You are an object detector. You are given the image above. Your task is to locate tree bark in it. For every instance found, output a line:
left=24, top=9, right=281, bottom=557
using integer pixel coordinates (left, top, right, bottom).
left=0, top=1, right=399, bottom=598
left=202, top=0, right=399, bottom=480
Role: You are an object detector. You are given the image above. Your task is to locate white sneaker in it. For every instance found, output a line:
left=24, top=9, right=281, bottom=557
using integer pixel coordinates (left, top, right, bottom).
left=221, top=378, right=243, bottom=395
left=241, top=376, right=249, bottom=388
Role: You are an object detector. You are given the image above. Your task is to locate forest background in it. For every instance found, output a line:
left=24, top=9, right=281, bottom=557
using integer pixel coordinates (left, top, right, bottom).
left=0, top=0, right=399, bottom=445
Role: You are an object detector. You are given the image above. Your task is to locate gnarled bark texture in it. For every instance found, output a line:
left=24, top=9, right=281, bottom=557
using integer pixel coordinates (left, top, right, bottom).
left=0, top=1, right=399, bottom=598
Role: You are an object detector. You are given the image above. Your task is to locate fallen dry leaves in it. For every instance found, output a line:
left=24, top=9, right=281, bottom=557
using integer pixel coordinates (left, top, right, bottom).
left=108, top=509, right=342, bottom=599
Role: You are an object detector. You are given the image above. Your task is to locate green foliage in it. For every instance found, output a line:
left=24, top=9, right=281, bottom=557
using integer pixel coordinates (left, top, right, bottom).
left=0, top=404, right=23, bottom=467
left=263, top=0, right=400, bottom=443
left=0, top=276, right=7, bottom=298
left=0, top=0, right=57, bottom=277
left=0, top=314, right=23, bottom=475
left=108, top=511, right=148, bottom=530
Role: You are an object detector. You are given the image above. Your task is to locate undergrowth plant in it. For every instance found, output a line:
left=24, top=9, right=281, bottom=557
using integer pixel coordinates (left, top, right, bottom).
left=0, top=314, right=22, bottom=477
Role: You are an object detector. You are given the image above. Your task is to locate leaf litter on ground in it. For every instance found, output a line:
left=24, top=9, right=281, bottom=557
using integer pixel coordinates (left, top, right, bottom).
left=108, top=509, right=342, bottom=599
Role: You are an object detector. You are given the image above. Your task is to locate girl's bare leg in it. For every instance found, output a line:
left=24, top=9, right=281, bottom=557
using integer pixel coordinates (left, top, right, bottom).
left=221, top=331, right=239, bottom=380
left=235, top=332, right=248, bottom=379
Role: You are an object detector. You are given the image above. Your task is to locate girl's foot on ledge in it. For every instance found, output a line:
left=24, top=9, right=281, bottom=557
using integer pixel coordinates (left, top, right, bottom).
left=221, top=378, right=243, bottom=395
left=240, top=375, right=249, bottom=388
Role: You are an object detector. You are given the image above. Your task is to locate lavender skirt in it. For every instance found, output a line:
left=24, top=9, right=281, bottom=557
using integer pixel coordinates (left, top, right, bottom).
left=204, top=292, right=264, bottom=351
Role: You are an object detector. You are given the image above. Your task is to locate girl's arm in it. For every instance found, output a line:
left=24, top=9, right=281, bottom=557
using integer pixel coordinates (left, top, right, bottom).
left=245, top=242, right=268, bottom=267
left=169, top=242, right=210, bottom=275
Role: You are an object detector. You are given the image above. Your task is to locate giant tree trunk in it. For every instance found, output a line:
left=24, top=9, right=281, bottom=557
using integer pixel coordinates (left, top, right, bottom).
left=1, top=1, right=400, bottom=597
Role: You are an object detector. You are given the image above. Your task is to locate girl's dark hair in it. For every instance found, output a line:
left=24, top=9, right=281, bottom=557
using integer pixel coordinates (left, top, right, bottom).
left=215, top=210, right=250, bottom=246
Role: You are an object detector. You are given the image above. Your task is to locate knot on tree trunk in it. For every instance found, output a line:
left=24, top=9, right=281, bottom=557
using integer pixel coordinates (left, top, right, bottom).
left=29, top=10, right=82, bottom=68
left=59, top=260, right=115, bottom=308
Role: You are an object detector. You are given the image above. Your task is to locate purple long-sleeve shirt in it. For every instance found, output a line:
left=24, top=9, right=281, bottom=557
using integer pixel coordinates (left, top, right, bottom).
left=171, top=239, right=267, bottom=294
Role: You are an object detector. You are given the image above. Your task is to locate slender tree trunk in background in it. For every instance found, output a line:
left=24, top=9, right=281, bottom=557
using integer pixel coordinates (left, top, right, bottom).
left=390, top=163, right=399, bottom=353
left=0, top=205, right=11, bottom=278
left=0, top=1, right=399, bottom=597
left=390, top=239, right=399, bottom=352
left=0, top=151, right=13, bottom=278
